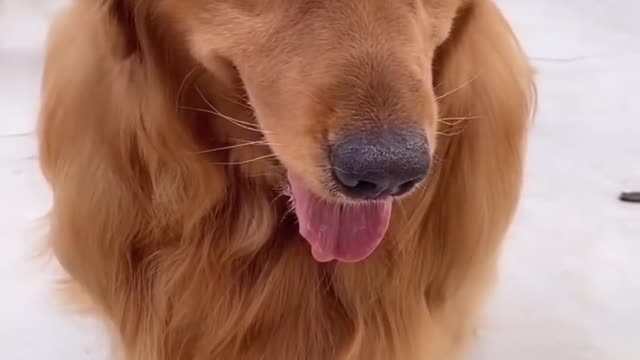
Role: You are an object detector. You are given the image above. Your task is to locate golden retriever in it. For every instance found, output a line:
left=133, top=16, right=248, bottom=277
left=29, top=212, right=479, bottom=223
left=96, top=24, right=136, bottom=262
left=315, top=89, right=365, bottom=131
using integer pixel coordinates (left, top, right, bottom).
left=37, top=0, right=536, bottom=358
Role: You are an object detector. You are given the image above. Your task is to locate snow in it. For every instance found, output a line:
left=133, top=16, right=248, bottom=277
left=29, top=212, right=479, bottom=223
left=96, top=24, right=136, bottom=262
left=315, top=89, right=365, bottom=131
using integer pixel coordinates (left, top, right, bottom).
left=0, top=0, right=638, bottom=359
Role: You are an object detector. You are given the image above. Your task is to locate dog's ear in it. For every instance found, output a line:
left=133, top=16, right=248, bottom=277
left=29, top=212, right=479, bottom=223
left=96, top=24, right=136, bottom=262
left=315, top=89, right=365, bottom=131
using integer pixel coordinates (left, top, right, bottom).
left=431, top=0, right=536, bottom=211
left=433, top=0, right=536, bottom=127
left=104, top=0, right=141, bottom=57
left=415, top=0, right=536, bottom=294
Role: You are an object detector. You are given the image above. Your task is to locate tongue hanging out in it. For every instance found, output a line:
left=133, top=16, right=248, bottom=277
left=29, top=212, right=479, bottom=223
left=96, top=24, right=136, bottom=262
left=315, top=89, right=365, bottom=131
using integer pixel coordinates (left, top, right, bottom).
left=288, top=175, right=392, bottom=263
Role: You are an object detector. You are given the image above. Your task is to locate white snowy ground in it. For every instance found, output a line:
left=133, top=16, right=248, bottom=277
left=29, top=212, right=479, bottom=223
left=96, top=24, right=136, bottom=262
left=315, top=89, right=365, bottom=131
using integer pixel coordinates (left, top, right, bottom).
left=0, top=0, right=638, bottom=359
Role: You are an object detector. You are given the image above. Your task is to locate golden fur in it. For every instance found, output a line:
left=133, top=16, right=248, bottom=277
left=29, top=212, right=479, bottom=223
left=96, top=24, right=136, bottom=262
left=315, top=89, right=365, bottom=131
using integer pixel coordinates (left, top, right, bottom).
left=38, top=0, right=536, bottom=359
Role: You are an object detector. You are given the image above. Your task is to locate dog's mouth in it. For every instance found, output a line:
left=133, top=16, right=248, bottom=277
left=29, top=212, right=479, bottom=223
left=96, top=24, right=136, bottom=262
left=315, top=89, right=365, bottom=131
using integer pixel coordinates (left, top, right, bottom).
left=231, top=69, right=428, bottom=263
left=286, top=173, right=393, bottom=263
left=281, top=130, right=429, bottom=263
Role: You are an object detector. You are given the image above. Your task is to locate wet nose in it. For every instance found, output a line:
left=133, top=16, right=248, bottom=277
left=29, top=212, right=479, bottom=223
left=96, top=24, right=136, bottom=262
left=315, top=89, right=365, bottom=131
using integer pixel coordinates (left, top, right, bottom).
left=330, top=129, right=430, bottom=200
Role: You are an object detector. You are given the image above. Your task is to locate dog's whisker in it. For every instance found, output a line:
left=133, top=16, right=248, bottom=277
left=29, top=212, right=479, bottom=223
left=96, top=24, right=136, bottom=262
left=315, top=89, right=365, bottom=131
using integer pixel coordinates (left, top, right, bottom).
left=193, top=140, right=271, bottom=154
left=438, top=120, right=470, bottom=128
left=194, top=86, right=258, bottom=128
left=438, top=116, right=480, bottom=121
left=217, top=93, right=254, bottom=111
left=193, top=86, right=273, bottom=135
left=439, top=120, right=465, bottom=127
left=433, top=81, right=445, bottom=91
left=209, top=154, right=278, bottom=166
left=436, top=127, right=467, bottom=137
left=436, top=129, right=464, bottom=137
left=226, top=136, right=279, bottom=145
left=437, top=115, right=481, bottom=127
left=435, top=74, right=479, bottom=102
left=181, top=105, right=267, bottom=134
left=175, top=66, right=202, bottom=110
left=182, top=101, right=260, bottom=129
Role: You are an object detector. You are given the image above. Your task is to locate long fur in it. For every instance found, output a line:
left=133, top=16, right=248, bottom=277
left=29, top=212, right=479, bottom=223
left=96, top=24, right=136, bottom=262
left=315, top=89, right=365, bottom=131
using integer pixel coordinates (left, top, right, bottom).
left=38, top=0, right=536, bottom=359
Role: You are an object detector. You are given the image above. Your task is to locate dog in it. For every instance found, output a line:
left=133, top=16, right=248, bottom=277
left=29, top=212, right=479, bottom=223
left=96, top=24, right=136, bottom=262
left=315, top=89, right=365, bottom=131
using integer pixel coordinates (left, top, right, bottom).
left=37, top=0, right=536, bottom=358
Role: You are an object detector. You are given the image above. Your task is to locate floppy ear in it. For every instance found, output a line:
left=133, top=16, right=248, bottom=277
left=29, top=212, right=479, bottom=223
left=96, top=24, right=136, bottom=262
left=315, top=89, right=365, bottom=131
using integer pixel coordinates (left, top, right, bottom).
left=399, top=0, right=536, bottom=347
left=413, top=0, right=536, bottom=300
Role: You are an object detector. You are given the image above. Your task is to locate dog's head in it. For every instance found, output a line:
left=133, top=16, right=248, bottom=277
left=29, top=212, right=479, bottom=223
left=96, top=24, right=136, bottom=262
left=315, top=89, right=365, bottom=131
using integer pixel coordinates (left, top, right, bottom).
left=111, top=0, right=467, bottom=263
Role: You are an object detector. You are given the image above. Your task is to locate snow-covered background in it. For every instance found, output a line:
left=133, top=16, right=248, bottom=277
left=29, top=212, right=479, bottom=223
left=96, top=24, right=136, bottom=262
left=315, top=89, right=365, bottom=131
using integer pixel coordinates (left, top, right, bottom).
left=1, top=0, right=638, bottom=359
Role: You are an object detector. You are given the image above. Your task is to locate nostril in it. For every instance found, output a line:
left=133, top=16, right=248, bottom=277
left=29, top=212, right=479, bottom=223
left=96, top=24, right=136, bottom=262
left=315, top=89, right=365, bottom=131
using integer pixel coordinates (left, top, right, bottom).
left=391, top=176, right=425, bottom=197
left=352, top=181, right=378, bottom=193
left=333, top=170, right=387, bottom=197
left=332, top=168, right=423, bottom=199
left=351, top=180, right=381, bottom=194
left=334, top=170, right=360, bottom=188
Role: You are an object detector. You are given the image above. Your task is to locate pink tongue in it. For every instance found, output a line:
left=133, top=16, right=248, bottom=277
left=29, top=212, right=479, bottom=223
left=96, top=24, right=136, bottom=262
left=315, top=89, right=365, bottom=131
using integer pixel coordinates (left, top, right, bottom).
left=288, top=175, right=392, bottom=263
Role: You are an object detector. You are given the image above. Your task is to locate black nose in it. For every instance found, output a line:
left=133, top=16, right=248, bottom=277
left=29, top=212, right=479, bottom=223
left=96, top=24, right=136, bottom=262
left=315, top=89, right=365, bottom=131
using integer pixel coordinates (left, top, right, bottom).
left=330, top=129, right=430, bottom=200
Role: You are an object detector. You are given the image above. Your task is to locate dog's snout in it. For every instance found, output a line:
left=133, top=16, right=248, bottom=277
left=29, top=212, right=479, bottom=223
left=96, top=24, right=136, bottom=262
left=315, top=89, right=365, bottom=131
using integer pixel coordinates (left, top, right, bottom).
left=330, top=129, right=430, bottom=200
